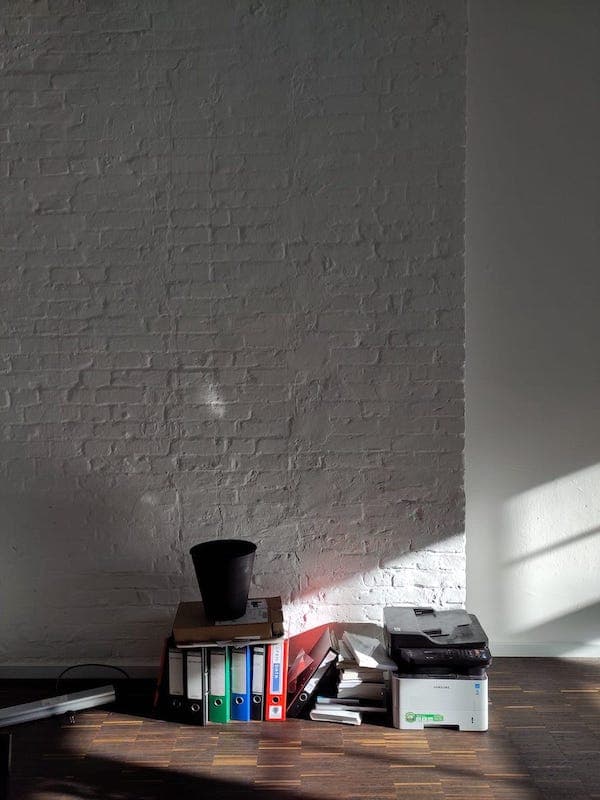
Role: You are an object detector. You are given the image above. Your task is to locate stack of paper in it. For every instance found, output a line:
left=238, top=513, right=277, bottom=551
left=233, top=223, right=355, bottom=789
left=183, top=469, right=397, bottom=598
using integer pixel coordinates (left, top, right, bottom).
left=333, top=631, right=396, bottom=713
left=341, top=632, right=397, bottom=671
left=309, top=706, right=362, bottom=725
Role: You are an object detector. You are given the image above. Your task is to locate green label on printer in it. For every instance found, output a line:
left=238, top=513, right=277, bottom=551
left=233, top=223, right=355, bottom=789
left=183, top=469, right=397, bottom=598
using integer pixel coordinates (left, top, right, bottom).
left=405, top=712, right=444, bottom=723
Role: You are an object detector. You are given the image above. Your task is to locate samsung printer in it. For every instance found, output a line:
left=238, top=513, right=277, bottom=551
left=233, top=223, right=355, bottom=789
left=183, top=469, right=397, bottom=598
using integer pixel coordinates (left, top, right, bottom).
left=384, top=606, right=492, bottom=731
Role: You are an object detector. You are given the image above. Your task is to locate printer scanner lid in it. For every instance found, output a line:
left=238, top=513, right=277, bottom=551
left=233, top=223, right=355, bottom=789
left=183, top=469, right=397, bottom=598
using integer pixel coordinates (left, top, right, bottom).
left=384, top=607, right=488, bottom=648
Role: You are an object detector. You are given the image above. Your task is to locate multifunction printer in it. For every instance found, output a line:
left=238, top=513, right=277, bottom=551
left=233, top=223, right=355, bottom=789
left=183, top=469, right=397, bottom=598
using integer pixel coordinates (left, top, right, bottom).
left=384, top=606, right=492, bottom=731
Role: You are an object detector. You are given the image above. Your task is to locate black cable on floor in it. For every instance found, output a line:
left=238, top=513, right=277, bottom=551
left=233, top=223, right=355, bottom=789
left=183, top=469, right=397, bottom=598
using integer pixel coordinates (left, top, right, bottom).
left=55, top=663, right=131, bottom=693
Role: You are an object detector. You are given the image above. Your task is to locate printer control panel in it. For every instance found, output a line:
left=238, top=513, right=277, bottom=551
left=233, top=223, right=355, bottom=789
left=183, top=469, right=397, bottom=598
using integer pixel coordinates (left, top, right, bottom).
left=396, top=646, right=492, bottom=669
left=416, top=648, right=490, bottom=661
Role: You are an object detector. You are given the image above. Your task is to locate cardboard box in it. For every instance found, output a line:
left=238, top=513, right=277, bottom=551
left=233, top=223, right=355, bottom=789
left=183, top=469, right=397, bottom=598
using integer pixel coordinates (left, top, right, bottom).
left=173, top=596, right=284, bottom=645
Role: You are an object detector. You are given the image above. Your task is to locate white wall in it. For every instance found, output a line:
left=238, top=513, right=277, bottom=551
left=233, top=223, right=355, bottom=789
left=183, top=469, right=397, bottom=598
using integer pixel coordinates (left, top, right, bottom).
left=0, top=0, right=467, bottom=669
left=466, top=0, right=600, bottom=655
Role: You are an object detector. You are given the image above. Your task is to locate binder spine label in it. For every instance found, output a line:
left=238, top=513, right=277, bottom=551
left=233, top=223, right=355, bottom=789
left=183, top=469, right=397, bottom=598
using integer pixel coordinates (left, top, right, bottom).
left=181, top=650, right=205, bottom=723
left=208, top=648, right=231, bottom=724
left=266, top=640, right=288, bottom=721
left=269, top=644, right=283, bottom=695
left=168, top=651, right=184, bottom=696
left=230, top=646, right=251, bottom=722
left=186, top=652, right=204, bottom=701
left=251, top=644, right=265, bottom=721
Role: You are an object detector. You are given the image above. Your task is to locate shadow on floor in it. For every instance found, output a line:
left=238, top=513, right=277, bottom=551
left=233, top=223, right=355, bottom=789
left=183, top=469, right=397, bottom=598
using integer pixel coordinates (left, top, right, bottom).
left=1, top=658, right=598, bottom=800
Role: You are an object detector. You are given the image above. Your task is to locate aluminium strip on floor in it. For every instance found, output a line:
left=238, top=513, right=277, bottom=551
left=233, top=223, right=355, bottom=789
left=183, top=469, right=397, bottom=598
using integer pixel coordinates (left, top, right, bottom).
left=0, top=685, right=116, bottom=727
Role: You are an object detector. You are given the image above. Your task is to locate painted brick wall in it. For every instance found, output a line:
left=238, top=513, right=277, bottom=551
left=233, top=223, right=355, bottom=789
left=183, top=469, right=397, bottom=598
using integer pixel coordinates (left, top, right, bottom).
left=0, top=0, right=466, bottom=666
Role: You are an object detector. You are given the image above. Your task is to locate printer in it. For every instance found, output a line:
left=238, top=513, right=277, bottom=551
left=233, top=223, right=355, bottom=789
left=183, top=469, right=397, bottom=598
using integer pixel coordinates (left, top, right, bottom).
left=384, top=606, right=492, bottom=731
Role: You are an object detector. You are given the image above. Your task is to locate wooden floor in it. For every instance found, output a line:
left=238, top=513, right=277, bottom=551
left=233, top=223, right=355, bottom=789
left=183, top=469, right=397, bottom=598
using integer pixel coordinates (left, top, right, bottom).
left=0, top=658, right=598, bottom=800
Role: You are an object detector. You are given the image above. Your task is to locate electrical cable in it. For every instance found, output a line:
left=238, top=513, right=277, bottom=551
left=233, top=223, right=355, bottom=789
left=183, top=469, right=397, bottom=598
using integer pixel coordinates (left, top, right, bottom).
left=55, top=663, right=130, bottom=693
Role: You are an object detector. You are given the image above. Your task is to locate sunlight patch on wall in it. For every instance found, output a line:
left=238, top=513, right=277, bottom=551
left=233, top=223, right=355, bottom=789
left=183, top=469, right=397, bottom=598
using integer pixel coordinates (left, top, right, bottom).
left=502, top=463, right=600, bottom=634
left=277, top=533, right=466, bottom=636
left=194, top=382, right=226, bottom=419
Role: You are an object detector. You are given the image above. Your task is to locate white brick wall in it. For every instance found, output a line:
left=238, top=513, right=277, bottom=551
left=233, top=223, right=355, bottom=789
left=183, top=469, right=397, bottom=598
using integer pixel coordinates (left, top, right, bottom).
left=0, top=0, right=466, bottom=666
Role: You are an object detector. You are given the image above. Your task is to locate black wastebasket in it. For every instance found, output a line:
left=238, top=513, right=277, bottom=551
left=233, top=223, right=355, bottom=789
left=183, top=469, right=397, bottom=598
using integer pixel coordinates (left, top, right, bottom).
left=190, top=539, right=256, bottom=620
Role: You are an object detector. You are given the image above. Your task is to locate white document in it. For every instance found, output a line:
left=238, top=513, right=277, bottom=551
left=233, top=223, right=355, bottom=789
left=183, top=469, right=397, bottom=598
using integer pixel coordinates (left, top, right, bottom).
left=341, top=632, right=397, bottom=671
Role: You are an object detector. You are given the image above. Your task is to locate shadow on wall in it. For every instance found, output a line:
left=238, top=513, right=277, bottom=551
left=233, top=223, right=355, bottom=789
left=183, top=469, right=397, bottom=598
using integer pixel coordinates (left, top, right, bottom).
left=1, top=337, right=465, bottom=664
left=0, top=471, right=464, bottom=663
left=0, top=467, right=186, bottom=665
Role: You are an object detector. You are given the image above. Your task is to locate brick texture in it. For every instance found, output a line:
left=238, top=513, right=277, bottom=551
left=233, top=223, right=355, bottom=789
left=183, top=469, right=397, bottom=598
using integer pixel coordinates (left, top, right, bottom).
left=0, top=0, right=466, bottom=665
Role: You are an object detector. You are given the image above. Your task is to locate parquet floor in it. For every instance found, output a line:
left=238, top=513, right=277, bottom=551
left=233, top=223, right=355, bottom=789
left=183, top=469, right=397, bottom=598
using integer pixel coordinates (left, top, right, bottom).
left=0, top=658, right=598, bottom=800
